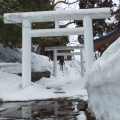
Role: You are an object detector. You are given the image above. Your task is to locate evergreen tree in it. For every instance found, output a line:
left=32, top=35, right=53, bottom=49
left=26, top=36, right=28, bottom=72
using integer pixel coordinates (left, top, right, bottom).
left=0, top=0, right=69, bottom=51
left=0, top=0, right=54, bottom=47
left=77, top=0, right=118, bottom=44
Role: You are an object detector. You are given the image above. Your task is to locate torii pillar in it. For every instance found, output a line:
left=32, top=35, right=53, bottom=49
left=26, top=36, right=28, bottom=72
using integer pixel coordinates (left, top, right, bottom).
left=22, top=19, right=31, bottom=89
left=83, top=16, right=94, bottom=71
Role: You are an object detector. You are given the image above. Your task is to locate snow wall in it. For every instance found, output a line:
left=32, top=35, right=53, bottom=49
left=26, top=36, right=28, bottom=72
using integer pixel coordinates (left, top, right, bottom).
left=85, top=37, right=120, bottom=120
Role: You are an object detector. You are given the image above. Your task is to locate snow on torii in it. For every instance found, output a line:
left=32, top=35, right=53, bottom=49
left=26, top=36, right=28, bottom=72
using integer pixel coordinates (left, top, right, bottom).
left=3, top=8, right=110, bottom=89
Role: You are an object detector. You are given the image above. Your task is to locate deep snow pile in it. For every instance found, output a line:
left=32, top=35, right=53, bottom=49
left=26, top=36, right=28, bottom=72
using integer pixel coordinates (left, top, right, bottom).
left=85, top=37, right=120, bottom=120
left=0, top=44, right=87, bottom=102
left=0, top=44, right=22, bottom=63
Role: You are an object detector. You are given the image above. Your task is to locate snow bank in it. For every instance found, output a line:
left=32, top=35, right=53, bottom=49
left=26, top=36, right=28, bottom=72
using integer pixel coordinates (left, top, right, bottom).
left=0, top=44, right=87, bottom=102
left=0, top=44, right=22, bottom=63
left=0, top=58, right=87, bottom=102
left=86, top=37, right=120, bottom=120
left=0, top=43, right=53, bottom=73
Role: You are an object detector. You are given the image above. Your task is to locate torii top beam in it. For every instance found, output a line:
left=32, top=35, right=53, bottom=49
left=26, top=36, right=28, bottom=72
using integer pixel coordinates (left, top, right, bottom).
left=3, top=8, right=110, bottom=23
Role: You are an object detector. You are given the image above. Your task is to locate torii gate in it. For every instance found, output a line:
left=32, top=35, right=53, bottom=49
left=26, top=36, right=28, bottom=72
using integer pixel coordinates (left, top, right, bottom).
left=3, top=8, right=110, bottom=89
left=45, top=45, right=84, bottom=77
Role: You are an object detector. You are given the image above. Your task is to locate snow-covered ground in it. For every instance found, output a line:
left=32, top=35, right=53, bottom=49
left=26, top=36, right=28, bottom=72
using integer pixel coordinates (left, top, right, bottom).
left=1, top=35, right=120, bottom=120
left=0, top=44, right=87, bottom=102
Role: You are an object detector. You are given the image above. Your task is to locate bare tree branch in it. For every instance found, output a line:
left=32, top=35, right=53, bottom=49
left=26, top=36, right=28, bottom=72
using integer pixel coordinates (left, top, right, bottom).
left=54, top=0, right=79, bottom=7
